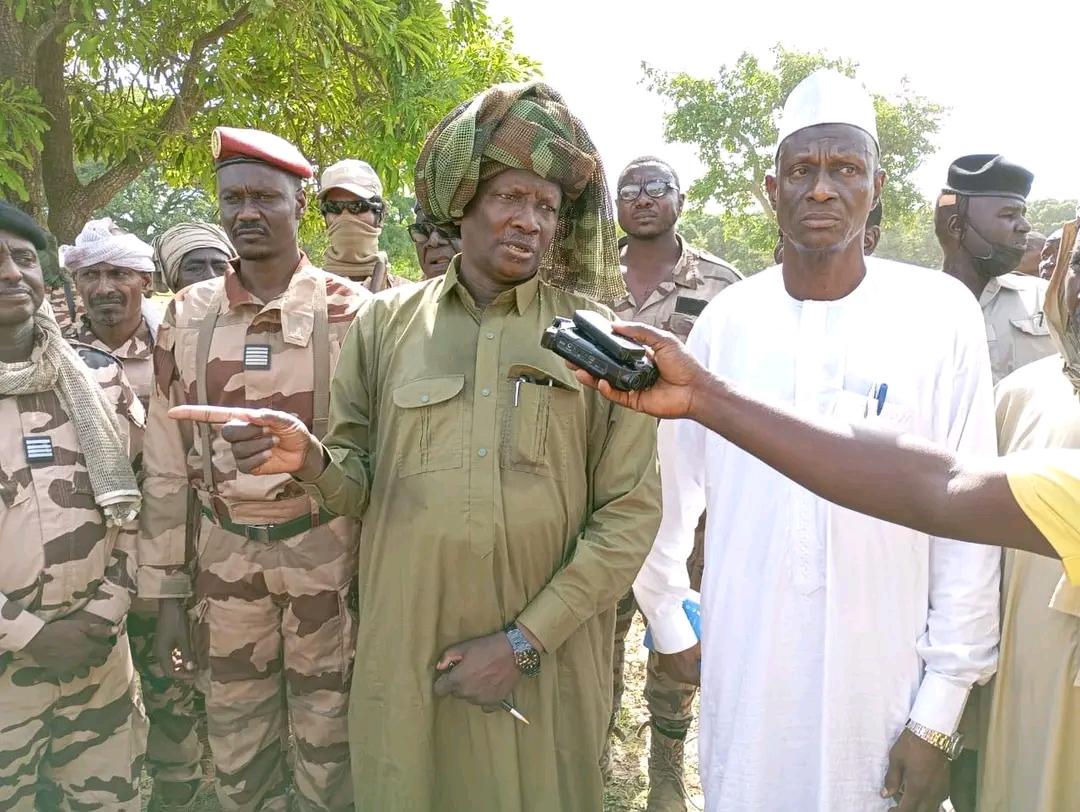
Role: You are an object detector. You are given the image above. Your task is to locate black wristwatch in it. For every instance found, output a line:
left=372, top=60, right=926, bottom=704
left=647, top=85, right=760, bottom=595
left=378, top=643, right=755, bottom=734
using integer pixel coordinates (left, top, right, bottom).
left=504, top=624, right=541, bottom=676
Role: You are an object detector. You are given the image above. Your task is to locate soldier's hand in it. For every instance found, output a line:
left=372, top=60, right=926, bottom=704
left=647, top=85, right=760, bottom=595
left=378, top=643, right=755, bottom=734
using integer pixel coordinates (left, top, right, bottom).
left=569, top=321, right=707, bottom=420
left=168, top=405, right=326, bottom=479
left=433, top=632, right=521, bottom=711
left=155, top=599, right=197, bottom=681
left=657, top=642, right=701, bottom=686
left=24, top=613, right=118, bottom=679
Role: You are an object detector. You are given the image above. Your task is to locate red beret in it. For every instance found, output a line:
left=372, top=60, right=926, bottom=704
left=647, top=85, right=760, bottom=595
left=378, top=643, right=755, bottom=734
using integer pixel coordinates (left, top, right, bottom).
left=211, top=127, right=314, bottom=179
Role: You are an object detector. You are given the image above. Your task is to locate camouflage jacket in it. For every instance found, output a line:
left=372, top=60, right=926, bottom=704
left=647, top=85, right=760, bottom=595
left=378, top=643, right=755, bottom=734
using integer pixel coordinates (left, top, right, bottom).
left=0, top=343, right=144, bottom=654
left=64, top=315, right=155, bottom=470
left=62, top=315, right=155, bottom=408
left=138, top=255, right=371, bottom=599
left=612, top=235, right=742, bottom=340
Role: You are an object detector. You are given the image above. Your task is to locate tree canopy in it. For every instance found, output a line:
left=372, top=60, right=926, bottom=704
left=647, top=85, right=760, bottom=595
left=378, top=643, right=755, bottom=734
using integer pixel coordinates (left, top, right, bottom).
left=1026, top=199, right=1078, bottom=237
left=1, top=0, right=535, bottom=242
left=644, top=45, right=947, bottom=259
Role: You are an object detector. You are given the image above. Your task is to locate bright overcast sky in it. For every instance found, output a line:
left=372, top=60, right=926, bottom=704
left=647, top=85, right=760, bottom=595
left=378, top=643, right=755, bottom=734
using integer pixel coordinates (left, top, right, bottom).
left=487, top=0, right=1077, bottom=205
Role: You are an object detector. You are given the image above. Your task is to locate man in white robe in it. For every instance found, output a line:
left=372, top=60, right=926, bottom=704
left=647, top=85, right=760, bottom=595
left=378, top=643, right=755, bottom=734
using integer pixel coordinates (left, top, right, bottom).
left=633, top=70, right=1002, bottom=812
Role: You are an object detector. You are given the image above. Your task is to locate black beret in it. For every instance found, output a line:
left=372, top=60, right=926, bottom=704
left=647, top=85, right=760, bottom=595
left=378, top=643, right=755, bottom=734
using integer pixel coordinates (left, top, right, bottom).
left=943, top=154, right=1033, bottom=201
left=0, top=201, right=48, bottom=250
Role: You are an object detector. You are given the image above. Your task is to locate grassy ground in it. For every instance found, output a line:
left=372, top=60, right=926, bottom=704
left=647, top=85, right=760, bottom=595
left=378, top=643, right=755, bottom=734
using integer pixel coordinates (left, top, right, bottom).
left=604, top=614, right=704, bottom=812
left=138, top=619, right=698, bottom=811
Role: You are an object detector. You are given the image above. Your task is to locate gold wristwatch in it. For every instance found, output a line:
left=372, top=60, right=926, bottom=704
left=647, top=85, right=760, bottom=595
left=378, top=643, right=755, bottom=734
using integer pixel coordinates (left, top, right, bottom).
left=905, top=720, right=964, bottom=761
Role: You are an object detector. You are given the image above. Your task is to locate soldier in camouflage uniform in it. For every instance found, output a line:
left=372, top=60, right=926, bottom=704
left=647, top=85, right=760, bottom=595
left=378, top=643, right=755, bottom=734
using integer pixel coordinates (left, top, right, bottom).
left=60, top=219, right=158, bottom=418
left=138, top=128, right=370, bottom=812
left=608, top=157, right=742, bottom=812
left=318, top=159, right=410, bottom=291
left=61, top=219, right=206, bottom=811
left=0, top=201, right=148, bottom=811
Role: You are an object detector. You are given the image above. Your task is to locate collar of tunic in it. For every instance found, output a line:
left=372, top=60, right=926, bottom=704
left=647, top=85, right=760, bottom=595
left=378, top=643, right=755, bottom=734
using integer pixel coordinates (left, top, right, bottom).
left=436, top=256, right=541, bottom=317
left=70, top=315, right=154, bottom=360
left=615, top=234, right=703, bottom=311
left=220, top=253, right=322, bottom=347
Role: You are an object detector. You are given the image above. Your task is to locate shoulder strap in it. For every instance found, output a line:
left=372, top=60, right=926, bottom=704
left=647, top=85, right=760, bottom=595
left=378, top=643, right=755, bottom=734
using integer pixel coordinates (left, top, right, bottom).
left=62, top=278, right=76, bottom=322
left=195, top=285, right=223, bottom=492
left=311, top=275, right=330, bottom=440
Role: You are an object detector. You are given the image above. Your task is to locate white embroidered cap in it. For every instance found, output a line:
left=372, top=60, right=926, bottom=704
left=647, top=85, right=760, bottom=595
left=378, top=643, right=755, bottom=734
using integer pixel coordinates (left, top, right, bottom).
left=775, top=69, right=879, bottom=154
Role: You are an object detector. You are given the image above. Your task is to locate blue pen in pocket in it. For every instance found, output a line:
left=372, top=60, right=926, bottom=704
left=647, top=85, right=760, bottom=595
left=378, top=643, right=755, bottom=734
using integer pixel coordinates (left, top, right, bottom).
left=875, top=383, right=888, bottom=416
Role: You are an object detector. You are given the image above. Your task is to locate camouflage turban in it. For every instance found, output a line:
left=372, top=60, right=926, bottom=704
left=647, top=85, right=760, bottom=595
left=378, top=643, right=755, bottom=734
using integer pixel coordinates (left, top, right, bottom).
left=414, top=81, right=624, bottom=303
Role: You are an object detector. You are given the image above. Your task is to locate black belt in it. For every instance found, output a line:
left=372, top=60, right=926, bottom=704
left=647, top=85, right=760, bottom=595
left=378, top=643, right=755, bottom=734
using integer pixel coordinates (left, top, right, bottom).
left=201, top=506, right=336, bottom=543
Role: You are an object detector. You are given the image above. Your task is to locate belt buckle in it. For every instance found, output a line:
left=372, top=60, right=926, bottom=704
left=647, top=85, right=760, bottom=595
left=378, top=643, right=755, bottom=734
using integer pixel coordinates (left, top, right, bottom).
left=245, top=524, right=274, bottom=543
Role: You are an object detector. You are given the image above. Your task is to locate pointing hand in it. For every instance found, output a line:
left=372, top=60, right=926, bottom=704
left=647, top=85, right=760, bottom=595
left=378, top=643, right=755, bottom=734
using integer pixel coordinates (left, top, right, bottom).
left=168, top=405, right=326, bottom=479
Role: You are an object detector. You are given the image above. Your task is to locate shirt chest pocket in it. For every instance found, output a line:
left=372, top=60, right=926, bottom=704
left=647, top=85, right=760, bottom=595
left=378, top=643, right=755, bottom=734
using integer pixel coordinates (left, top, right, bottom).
left=831, top=388, right=916, bottom=433
left=1011, top=314, right=1050, bottom=338
left=501, top=365, right=581, bottom=480
left=392, top=375, right=465, bottom=478
left=665, top=313, right=697, bottom=341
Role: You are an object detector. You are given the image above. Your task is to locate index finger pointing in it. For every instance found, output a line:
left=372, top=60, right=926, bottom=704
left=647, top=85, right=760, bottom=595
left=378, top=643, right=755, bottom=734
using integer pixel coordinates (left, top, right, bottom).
left=169, top=405, right=260, bottom=425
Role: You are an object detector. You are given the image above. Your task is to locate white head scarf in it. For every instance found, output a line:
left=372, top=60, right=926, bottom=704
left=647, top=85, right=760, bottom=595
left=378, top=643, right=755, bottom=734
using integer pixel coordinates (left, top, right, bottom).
left=60, top=218, right=156, bottom=275
left=60, top=218, right=161, bottom=337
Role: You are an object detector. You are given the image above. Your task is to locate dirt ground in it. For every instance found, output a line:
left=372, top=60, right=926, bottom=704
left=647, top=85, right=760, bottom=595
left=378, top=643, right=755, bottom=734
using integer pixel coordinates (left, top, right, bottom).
left=603, top=614, right=704, bottom=812
left=139, top=616, right=700, bottom=811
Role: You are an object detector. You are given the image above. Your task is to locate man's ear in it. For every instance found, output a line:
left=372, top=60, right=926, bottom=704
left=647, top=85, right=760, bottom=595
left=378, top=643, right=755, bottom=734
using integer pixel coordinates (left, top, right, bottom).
left=947, top=213, right=963, bottom=239
left=141, top=274, right=154, bottom=295
left=296, top=188, right=308, bottom=219
left=764, top=175, right=778, bottom=211
left=873, top=168, right=886, bottom=209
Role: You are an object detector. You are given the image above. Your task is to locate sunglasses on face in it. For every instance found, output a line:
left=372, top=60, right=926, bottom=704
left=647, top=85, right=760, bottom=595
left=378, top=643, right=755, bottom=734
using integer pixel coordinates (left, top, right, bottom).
left=319, top=199, right=382, bottom=216
left=617, top=180, right=679, bottom=202
left=408, top=222, right=460, bottom=244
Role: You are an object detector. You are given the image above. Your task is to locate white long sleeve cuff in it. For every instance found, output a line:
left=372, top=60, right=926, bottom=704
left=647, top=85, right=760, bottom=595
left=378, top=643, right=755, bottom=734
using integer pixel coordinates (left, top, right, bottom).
left=908, top=671, right=972, bottom=735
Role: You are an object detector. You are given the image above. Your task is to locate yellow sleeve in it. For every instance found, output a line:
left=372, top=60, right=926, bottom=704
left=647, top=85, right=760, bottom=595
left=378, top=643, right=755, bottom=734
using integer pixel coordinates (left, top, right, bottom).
left=1006, top=451, right=1080, bottom=585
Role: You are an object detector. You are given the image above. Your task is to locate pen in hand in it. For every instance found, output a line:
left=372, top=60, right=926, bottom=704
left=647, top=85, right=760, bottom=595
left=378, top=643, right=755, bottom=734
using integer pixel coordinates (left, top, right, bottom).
left=436, top=659, right=530, bottom=724
left=502, top=700, right=530, bottom=725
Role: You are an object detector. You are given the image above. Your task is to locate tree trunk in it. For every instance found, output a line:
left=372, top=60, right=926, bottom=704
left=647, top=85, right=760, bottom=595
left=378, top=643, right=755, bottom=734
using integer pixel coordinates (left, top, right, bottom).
left=0, top=2, right=44, bottom=218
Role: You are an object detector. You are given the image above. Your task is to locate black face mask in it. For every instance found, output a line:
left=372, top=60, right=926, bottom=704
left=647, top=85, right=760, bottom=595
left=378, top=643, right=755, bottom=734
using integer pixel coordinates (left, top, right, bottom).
left=960, top=220, right=1026, bottom=278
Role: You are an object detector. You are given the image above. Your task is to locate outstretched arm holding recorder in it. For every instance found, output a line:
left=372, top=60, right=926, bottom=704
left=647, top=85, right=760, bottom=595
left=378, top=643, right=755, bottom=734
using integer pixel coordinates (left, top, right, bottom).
left=571, top=320, right=1080, bottom=582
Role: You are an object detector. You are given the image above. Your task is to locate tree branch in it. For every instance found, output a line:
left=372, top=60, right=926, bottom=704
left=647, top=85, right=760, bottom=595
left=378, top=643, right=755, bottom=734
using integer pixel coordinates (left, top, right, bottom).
left=751, top=186, right=774, bottom=221
left=155, top=4, right=254, bottom=137
left=82, top=4, right=256, bottom=211
left=25, top=6, right=70, bottom=64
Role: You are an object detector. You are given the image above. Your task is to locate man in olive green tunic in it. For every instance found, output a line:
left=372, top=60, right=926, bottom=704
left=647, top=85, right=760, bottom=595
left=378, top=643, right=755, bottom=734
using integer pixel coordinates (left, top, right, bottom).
left=171, top=81, right=663, bottom=811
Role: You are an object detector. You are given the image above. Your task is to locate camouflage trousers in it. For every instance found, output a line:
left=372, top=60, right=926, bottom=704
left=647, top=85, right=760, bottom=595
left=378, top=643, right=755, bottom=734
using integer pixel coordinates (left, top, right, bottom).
left=128, top=601, right=204, bottom=785
left=0, top=625, right=148, bottom=811
left=611, top=513, right=706, bottom=738
left=190, top=516, right=357, bottom=812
